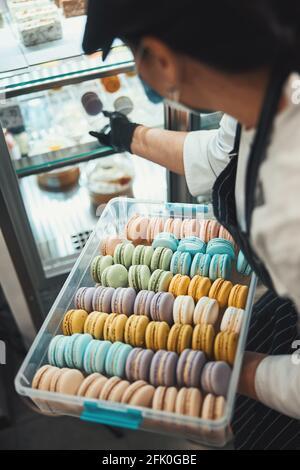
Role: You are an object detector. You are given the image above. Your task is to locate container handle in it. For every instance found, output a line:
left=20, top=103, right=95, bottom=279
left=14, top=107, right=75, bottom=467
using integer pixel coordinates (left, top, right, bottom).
left=81, top=402, right=143, bottom=430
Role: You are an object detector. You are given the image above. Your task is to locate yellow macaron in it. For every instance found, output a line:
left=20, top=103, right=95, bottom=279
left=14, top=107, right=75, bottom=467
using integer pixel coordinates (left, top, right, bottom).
left=209, top=279, right=233, bottom=309
left=168, top=274, right=191, bottom=297
left=62, top=309, right=88, bottom=335
left=124, top=314, right=149, bottom=347
left=228, top=284, right=249, bottom=309
left=84, top=311, right=109, bottom=339
left=145, top=321, right=170, bottom=351
left=214, top=331, right=239, bottom=365
left=188, top=276, right=212, bottom=302
left=103, top=313, right=118, bottom=341
left=167, top=324, right=193, bottom=354
left=192, top=324, right=215, bottom=358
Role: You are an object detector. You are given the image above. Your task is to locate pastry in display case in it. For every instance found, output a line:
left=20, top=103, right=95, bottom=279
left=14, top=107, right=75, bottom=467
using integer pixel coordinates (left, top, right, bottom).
left=37, top=166, right=80, bottom=191
left=84, top=154, right=135, bottom=207
left=57, top=0, right=87, bottom=18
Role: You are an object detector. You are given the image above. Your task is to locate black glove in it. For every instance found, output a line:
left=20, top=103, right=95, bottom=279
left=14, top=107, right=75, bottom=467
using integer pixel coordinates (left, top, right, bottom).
left=90, top=110, right=139, bottom=153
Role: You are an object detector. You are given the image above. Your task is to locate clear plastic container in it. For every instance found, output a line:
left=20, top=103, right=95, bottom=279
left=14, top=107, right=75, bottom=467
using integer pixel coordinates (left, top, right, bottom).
left=15, top=198, right=257, bottom=448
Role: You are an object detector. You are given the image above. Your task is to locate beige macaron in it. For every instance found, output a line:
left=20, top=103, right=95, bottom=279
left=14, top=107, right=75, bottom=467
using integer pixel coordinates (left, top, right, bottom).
left=121, top=380, right=155, bottom=408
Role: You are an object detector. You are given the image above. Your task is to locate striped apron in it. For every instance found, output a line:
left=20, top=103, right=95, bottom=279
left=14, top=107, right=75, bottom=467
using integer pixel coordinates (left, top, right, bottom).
left=211, top=114, right=300, bottom=448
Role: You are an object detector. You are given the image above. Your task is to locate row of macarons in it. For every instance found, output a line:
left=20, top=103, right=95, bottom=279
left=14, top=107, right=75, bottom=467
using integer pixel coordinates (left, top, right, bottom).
left=32, top=365, right=226, bottom=421
left=47, top=336, right=232, bottom=394
left=92, top=241, right=251, bottom=283
left=75, top=279, right=249, bottom=317
left=64, top=302, right=245, bottom=341
left=123, top=215, right=234, bottom=246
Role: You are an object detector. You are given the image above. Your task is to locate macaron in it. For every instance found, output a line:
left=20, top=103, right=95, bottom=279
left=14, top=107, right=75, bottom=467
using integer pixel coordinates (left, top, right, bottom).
left=133, top=290, right=155, bottom=317
left=150, top=247, right=173, bottom=272
left=74, top=287, right=96, bottom=313
left=54, top=368, right=85, bottom=395
left=175, top=388, right=202, bottom=417
left=188, top=276, right=212, bottom=302
left=149, top=350, right=178, bottom=387
left=104, top=341, right=133, bottom=377
left=54, top=335, right=69, bottom=368
left=167, top=324, right=193, bottom=354
left=145, top=321, right=170, bottom=351
left=209, top=254, right=232, bottom=281
left=206, top=238, right=235, bottom=259
left=200, top=220, right=221, bottom=243
left=146, top=217, right=165, bottom=244
left=114, top=242, right=135, bottom=269
left=121, top=380, right=155, bottom=408
left=152, top=232, right=179, bottom=252
left=193, top=297, right=219, bottom=326
left=214, top=331, right=239, bottom=365
left=219, top=226, right=237, bottom=251
left=173, top=295, right=195, bottom=325
left=190, top=253, right=212, bottom=278
left=64, top=334, right=81, bottom=368
left=113, top=95, right=134, bottom=115
left=180, top=219, right=201, bottom=238
left=209, top=279, right=233, bottom=309
left=201, top=394, right=226, bottom=420
left=170, top=252, right=192, bottom=276
left=100, top=237, right=127, bottom=257
left=164, top=218, right=182, bottom=239
left=201, top=361, right=232, bottom=397
left=99, top=376, right=129, bottom=402
left=124, top=314, right=149, bottom=347
left=90, top=255, right=114, bottom=283
left=237, top=250, right=252, bottom=277
left=103, top=313, right=128, bottom=342
left=192, top=324, right=215, bottom=358
left=62, top=309, right=88, bottom=335
left=72, top=333, right=93, bottom=370
left=178, top=237, right=206, bottom=256
left=48, top=335, right=65, bottom=367
left=101, top=75, right=121, bottom=93
left=90, top=340, right=112, bottom=374
left=111, top=287, right=136, bottom=316
left=101, top=264, right=128, bottom=288
left=125, top=347, right=154, bottom=382
left=220, top=307, right=245, bottom=334
left=148, top=269, right=173, bottom=293
left=128, top=265, right=151, bottom=291
left=81, top=91, right=103, bottom=115
left=176, top=349, right=206, bottom=388
left=132, top=245, right=154, bottom=267
left=84, top=311, right=109, bottom=339
left=150, top=292, right=174, bottom=324
left=77, top=373, right=108, bottom=398
left=125, top=215, right=150, bottom=244
left=32, top=365, right=59, bottom=391
left=92, top=286, right=115, bottom=313
left=168, top=274, right=191, bottom=297
left=152, top=386, right=178, bottom=413
left=228, top=284, right=249, bottom=309
left=83, top=339, right=105, bottom=374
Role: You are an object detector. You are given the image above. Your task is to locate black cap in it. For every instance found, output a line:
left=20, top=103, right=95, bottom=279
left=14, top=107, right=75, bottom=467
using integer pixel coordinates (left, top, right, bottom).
left=82, top=0, right=170, bottom=59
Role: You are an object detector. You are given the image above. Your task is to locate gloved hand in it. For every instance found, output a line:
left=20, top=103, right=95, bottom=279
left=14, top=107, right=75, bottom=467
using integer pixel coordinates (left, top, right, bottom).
left=90, top=110, right=140, bottom=153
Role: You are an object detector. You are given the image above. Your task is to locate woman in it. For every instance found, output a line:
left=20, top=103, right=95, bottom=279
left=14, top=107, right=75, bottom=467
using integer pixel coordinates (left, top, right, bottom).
left=83, top=0, right=300, bottom=449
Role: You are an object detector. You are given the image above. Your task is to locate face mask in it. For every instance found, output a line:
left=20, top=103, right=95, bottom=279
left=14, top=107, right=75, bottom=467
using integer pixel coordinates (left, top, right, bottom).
left=139, top=77, right=164, bottom=104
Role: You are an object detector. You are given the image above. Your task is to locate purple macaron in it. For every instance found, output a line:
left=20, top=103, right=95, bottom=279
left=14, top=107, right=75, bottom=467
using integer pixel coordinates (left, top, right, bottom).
left=176, top=349, right=206, bottom=388
left=74, top=287, right=96, bottom=313
left=92, top=286, right=114, bottom=313
left=134, top=290, right=155, bottom=318
left=150, top=292, right=175, bottom=325
left=201, top=361, right=232, bottom=397
left=111, top=287, right=136, bottom=316
left=149, top=350, right=178, bottom=387
left=125, top=347, right=154, bottom=382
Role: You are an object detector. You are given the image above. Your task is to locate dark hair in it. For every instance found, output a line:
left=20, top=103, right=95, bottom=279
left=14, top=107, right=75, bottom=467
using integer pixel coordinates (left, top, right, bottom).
left=122, top=0, right=300, bottom=73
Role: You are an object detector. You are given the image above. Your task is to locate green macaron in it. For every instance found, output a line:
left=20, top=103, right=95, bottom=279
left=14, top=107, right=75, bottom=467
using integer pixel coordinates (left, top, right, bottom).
left=148, top=269, right=173, bottom=293
left=114, top=242, right=134, bottom=269
left=101, top=264, right=128, bottom=288
left=129, top=265, right=151, bottom=291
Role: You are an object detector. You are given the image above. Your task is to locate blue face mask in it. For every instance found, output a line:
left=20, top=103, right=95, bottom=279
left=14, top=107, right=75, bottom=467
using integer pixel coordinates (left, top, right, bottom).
left=139, top=78, right=164, bottom=104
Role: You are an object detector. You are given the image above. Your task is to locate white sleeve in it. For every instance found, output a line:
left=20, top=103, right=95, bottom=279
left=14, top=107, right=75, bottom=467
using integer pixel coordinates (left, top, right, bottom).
left=183, top=114, right=237, bottom=196
left=255, top=354, right=300, bottom=419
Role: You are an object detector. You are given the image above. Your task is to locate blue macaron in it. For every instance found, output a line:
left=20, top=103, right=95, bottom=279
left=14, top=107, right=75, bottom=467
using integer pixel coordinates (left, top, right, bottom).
left=72, top=333, right=93, bottom=370
left=178, top=237, right=206, bottom=256
left=206, top=238, right=235, bottom=259
left=92, top=340, right=112, bottom=374
left=190, top=253, right=212, bottom=278
left=209, top=254, right=232, bottom=281
left=48, top=335, right=64, bottom=367
left=83, top=339, right=100, bottom=374
left=54, top=335, right=69, bottom=368
left=237, top=250, right=252, bottom=276
left=152, top=232, right=179, bottom=252
left=64, top=334, right=81, bottom=368
left=170, top=251, right=192, bottom=276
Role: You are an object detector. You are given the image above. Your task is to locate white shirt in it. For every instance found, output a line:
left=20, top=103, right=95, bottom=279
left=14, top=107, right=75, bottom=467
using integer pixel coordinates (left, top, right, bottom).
left=183, top=75, right=300, bottom=419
